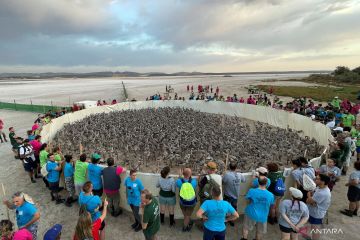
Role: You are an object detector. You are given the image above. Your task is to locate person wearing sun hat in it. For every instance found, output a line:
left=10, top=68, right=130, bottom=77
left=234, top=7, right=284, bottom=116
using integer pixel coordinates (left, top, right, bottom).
left=43, top=224, right=62, bottom=240
left=198, top=160, right=222, bottom=204
left=278, top=187, right=309, bottom=240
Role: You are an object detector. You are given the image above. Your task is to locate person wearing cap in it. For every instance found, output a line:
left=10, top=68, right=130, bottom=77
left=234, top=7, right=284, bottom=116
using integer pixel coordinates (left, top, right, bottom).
left=44, top=224, right=62, bottom=240
left=87, top=153, right=104, bottom=197
left=241, top=177, right=274, bottom=240
left=198, top=161, right=222, bottom=204
left=331, top=96, right=341, bottom=110
left=278, top=187, right=309, bottom=240
left=306, top=174, right=331, bottom=240
left=252, top=167, right=271, bottom=189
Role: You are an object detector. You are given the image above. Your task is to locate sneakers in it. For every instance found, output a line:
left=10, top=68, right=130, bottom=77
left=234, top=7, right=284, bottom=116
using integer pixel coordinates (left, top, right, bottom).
left=31, top=178, right=36, bottom=183
left=340, top=209, right=354, bottom=217
left=134, top=224, right=142, bottom=232
left=131, top=222, right=138, bottom=229
left=56, top=199, right=65, bottom=205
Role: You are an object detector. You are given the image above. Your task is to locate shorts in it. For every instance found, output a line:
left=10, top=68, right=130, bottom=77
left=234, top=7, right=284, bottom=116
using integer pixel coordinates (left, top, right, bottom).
left=49, top=182, right=60, bottom=191
left=23, top=159, right=37, bottom=172
left=223, top=195, right=238, bottom=211
left=308, top=215, right=323, bottom=225
left=100, top=220, right=106, bottom=231
left=279, top=224, right=296, bottom=233
left=347, top=185, right=360, bottom=202
left=357, top=147, right=360, bottom=154
left=159, top=195, right=176, bottom=206
left=243, top=215, right=267, bottom=234
left=180, top=203, right=195, bottom=217
left=34, top=155, right=40, bottom=164
left=203, top=226, right=225, bottom=240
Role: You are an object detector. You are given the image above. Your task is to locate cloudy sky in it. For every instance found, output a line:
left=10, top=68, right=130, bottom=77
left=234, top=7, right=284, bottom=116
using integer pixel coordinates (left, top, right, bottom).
left=0, top=0, right=359, bottom=73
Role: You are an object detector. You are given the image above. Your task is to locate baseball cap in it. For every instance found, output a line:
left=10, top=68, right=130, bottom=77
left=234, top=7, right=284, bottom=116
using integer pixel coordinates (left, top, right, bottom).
left=43, top=224, right=62, bottom=240
left=206, top=161, right=217, bottom=170
left=289, top=187, right=303, bottom=199
left=256, top=167, right=268, bottom=174
left=91, top=153, right=101, bottom=160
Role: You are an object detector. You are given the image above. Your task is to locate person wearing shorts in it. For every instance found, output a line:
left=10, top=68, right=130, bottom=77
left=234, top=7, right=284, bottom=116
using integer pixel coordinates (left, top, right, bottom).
left=306, top=174, right=331, bottom=240
left=341, top=161, right=360, bottom=217
left=46, top=153, right=65, bottom=204
left=278, top=187, right=309, bottom=240
left=176, top=168, right=197, bottom=232
left=241, top=177, right=274, bottom=240
left=19, top=140, right=37, bottom=183
left=156, top=166, right=176, bottom=227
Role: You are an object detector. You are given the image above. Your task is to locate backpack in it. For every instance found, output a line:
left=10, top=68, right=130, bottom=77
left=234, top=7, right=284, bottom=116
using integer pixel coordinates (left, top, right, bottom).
left=274, top=178, right=285, bottom=195
left=41, top=163, right=48, bottom=177
left=199, top=175, right=220, bottom=200
left=179, top=177, right=196, bottom=202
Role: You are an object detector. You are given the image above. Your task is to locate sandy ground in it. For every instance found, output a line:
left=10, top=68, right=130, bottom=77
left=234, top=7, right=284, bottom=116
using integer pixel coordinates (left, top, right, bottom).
left=0, top=109, right=359, bottom=240
left=0, top=73, right=316, bottom=106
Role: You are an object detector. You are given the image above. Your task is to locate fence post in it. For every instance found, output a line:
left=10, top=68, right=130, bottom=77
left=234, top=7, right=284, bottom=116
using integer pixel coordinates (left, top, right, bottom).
left=30, top=99, right=33, bottom=111
left=51, top=101, right=53, bottom=112
left=14, top=100, right=17, bottom=111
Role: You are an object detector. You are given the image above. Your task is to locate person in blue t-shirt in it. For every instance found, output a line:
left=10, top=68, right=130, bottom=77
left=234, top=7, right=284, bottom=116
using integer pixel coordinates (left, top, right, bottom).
left=3, top=192, right=40, bottom=240
left=78, top=181, right=105, bottom=239
left=124, top=169, right=144, bottom=232
left=197, top=186, right=239, bottom=240
left=252, top=167, right=271, bottom=189
left=46, top=153, right=64, bottom=204
left=242, top=177, right=274, bottom=240
left=87, top=153, right=104, bottom=197
left=64, top=154, right=76, bottom=207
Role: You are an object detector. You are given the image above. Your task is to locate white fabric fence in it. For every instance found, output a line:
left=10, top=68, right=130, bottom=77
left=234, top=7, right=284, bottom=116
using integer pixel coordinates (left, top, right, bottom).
left=41, top=101, right=331, bottom=218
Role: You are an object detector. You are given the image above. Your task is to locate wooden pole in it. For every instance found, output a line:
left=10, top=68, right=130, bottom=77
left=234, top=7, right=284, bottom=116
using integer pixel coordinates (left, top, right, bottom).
left=1, top=183, right=10, bottom=220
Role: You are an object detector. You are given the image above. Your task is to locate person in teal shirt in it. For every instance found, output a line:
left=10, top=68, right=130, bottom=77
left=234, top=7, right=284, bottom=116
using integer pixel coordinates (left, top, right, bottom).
left=46, top=153, right=64, bottom=204
left=124, top=169, right=144, bottom=232
left=196, top=186, right=239, bottom=240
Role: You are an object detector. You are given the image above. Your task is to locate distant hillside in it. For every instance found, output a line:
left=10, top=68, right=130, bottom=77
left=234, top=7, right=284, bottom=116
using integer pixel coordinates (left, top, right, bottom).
left=0, top=70, right=330, bottom=79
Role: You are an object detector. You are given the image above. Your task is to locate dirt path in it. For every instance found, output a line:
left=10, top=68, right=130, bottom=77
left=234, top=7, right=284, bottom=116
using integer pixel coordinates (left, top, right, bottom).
left=0, top=109, right=359, bottom=240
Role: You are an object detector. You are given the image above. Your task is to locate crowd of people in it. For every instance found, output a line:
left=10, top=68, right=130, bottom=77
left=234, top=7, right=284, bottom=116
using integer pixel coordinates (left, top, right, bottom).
left=0, top=87, right=360, bottom=240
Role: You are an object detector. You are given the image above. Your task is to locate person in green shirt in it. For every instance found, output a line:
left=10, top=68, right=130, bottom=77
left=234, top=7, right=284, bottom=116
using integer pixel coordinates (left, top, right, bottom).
left=39, top=143, right=49, bottom=168
left=355, top=125, right=360, bottom=161
left=74, top=153, right=89, bottom=196
left=342, top=110, right=355, bottom=127
left=141, top=189, right=160, bottom=240
left=331, top=96, right=341, bottom=110
left=8, top=127, right=21, bottom=158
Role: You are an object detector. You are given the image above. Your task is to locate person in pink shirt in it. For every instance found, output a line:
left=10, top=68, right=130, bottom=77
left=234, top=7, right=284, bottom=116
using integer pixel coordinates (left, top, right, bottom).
left=0, top=118, right=7, bottom=143
left=0, top=219, right=33, bottom=240
left=239, top=97, right=245, bottom=103
left=30, top=135, right=42, bottom=175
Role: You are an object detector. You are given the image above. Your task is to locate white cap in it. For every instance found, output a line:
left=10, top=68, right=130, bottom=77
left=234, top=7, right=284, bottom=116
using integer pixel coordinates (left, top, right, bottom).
left=333, top=127, right=343, bottom=132
left=310, top=115, right=315, bottom=120
left=289, top=187, right=303, bottom=199
left=256, top=167, right=268, bottom=174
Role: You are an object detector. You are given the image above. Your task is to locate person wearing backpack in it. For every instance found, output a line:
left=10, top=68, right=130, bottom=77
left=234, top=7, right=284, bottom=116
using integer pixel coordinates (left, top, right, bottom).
left=267, top=163, right=285, bottom=225
left=198, top=161, right=222, bottom=205
left=222, top=162, right=246, bottom=226
left=18, top=139, right=38, bottom=183
left=156, top=166, right=176, bottom=227
left=291, top=157, right=315, bottom=202
left=176, top=168, right=197, bottom=232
